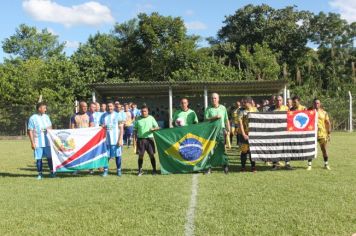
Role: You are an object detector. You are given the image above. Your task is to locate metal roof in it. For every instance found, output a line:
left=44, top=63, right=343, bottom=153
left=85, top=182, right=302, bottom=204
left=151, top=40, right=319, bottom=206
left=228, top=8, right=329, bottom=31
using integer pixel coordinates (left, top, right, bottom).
left=91, top=80, right=288, bottom=97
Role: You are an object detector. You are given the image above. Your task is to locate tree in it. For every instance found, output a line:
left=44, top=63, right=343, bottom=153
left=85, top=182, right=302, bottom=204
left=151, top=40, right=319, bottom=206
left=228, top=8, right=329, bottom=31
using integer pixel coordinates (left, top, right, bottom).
left=113, top=13, right=200, bottom=81
left=2, top=24, right=65, bottom=60
left=217, top=4, right=312, bottom=66
left=239, top=42, right=280, bottom=80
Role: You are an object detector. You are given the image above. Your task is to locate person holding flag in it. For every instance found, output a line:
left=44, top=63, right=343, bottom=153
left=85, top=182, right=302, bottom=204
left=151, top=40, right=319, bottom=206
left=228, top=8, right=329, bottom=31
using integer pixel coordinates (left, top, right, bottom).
left=70, top=101, right=94, bottom=174
left=70, top=101, right=94, bottom=129
left=269, top=95, right=292, bottom=170
left=290, top=95, right=307, bottom=111
left=28, top=102, right=55, bottom=180
left=307, top=99, right=331, bottom=170
left=239, top=97, right=258, bottom=173
left=173, top=98, right=198, bottom=127
left=100, top=101, right=126, bottom=177
left=204, top=93, right=230, bottom=174
left=134, top=105, right=160, bottom=176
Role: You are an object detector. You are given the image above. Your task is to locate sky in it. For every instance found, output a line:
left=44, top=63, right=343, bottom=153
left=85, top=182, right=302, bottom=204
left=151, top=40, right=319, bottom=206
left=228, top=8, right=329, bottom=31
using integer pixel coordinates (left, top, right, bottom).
left=0, top=0, right=355, bottom=61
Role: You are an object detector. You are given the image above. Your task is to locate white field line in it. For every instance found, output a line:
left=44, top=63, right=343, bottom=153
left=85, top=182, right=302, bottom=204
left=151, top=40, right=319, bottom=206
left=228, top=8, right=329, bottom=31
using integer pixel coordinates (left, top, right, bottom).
left=184, top=174, right=199, bottom=236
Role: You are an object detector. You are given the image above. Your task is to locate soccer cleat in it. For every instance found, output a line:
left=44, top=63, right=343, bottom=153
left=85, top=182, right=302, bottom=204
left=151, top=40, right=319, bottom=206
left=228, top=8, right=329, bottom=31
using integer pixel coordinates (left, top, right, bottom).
left=89, top=169, right=94, bottom=174
left=117, top=169, right=122, bottom=177
left=137, top=169, right=143, bottom=176
left=307, top=166, right=312, bottom=171
left=101, top=170, right=108, bottom=177
left=324, top=165, right=331, bottom=170
left=37, top=174, right=43, bottom=180
left=271, top=165, right=278, bottom=171
left=152, top=170, right=157, bottom=176
left=223, top=165, right=229, bottom=174
left=240, top=168, right=246, bottom=172
left=204, top=168, right=212, bottom=175
left=251, top=167, right=257, bottom=173
left=50, top=172, right=56, bottom=178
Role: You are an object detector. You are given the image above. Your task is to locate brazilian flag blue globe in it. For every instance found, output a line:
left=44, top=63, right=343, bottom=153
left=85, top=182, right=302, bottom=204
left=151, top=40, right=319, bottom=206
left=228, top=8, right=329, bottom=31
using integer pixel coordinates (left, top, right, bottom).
left=153, top=120, right=227, bottom=174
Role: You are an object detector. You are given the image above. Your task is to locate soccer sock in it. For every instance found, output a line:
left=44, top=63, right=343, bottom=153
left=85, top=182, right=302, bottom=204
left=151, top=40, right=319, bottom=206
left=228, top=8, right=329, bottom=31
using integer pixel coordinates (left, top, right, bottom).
left=138, top=156, right=143, bottom=170
left=241, top=153, right=247, bottom=168
left=103, top=157, right=109, bottom=172
left=47, top=158, right=53, bottom=173
left=248, top=153, right=256, bottom=168
left=115, top=156, right=122, bottom=170
left=149, top=155, right=156, bottom=171
left=323, top=156, right=329, bottom=165
left=36, top=159, right=43, bottom=175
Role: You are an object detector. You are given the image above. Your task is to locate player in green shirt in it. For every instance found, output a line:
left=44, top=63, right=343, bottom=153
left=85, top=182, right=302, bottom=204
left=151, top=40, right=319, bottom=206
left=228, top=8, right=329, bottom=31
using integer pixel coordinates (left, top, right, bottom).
left=134, top=105, right=160, bottom=176
left=204, top=93, right=230, bottom=174
left=173, top=98, right=198, bottom=127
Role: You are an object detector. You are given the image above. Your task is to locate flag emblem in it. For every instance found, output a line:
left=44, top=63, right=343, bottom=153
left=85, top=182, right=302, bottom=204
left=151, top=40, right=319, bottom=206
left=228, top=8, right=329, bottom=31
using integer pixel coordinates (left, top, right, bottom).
left=287, top=110, right=315, bottom=131
left=165, top=133, right=216, bottom=165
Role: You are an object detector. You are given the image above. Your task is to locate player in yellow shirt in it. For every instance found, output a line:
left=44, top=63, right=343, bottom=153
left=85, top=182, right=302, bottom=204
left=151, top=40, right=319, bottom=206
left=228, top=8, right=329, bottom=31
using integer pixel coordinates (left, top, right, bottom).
left=239, top=97, right=258, bottom=172
left=290, top=95, right=306, bottom=111
left=230, top=100, right=242, bottom=145
left=307, top=99, right=331, bottom=170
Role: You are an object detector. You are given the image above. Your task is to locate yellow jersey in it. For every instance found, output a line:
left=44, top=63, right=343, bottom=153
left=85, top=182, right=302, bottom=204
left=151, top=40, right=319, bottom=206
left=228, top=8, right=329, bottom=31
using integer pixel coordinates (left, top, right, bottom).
left=291, top=104, right=306, bottom=111
left=274, top=105, right=289, bottom=111
left=317, top=109, right=330, bottom=139
left=239, top=106, right=258, bottom=134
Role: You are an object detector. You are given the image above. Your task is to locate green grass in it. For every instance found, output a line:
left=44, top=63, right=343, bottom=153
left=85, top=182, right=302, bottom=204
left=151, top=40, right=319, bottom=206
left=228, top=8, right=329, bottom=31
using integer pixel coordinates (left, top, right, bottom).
left=0, top=132, right=356, bottom=235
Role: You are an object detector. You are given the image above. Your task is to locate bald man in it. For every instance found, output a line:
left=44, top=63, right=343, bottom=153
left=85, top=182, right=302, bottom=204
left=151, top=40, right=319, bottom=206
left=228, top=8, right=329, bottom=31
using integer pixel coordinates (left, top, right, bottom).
left=204, top=93, right=230, bottom=174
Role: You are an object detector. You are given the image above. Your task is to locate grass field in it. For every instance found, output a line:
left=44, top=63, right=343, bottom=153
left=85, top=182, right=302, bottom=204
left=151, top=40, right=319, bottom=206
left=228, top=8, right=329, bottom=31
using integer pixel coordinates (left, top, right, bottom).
left=0, top=132, right=355, bottom=236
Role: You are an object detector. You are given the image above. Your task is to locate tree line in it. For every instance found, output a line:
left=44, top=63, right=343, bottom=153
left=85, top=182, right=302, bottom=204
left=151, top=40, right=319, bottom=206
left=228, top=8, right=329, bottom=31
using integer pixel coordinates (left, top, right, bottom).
left=0, top=4, right=355, bottom=134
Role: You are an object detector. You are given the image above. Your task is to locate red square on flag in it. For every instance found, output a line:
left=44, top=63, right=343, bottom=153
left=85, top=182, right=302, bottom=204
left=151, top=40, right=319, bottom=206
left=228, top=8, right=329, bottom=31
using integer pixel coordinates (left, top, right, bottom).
left=287, top=110, right=316, bottom=132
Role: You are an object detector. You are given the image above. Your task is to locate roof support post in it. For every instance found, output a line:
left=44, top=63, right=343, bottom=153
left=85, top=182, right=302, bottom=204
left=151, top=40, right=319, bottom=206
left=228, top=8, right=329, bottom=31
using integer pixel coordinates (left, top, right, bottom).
left=283, top=85, right=287, bottom=106
left=349, top=91, right=353, bottom=132
left=204, top=86, right=208, bottom=109
left=92, top=91, right=96, bottom=103
left=169, top=86, right=173, bottom=128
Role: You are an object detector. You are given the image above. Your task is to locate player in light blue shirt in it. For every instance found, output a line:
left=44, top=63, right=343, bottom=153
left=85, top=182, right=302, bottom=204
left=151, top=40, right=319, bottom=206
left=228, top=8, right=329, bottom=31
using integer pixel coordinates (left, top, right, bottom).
left=89, top=102, right=103, bottom=127
left=100, top=101, right=126, bottom=177
left=27, top=102, right=54, bottom=180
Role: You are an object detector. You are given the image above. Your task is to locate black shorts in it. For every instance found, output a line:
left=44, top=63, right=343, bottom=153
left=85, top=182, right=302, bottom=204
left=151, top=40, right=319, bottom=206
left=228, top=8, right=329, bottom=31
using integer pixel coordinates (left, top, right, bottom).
left=137, top=138, right=156, bottom=156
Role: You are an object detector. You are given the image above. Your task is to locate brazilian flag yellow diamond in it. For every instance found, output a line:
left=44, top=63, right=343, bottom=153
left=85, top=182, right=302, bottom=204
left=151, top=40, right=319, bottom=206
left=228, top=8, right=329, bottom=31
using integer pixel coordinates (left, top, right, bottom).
left=165, top=133, right=216, bottom=165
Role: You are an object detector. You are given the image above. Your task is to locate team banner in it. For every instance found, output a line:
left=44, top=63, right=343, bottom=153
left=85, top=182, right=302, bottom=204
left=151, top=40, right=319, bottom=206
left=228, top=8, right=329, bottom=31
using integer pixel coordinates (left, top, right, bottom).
left=248, top=110, right=317, bottom=162
left=47, top=127, right=108, bottom=172
left=153, top=121, right=226, bottom=174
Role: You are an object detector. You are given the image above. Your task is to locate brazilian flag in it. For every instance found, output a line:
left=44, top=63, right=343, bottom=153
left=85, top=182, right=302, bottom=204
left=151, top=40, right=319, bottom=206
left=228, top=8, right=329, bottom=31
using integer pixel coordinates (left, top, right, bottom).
left=153, top=120, right=227, bottom=174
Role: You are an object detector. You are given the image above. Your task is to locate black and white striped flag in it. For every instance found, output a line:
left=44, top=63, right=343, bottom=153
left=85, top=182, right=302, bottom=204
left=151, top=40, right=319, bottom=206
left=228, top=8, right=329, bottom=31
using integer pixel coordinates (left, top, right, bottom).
left=248, top=111, right=317, bottom=162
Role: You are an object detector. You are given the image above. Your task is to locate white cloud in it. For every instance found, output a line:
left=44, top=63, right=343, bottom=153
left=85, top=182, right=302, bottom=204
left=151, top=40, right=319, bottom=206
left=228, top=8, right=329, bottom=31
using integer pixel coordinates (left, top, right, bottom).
left=46, top=27, right=57, bottom=35
left=185, top=9, right=194, bottom=16
left=65, top=40, right=80, bottom=49
left=22, top=0, right=115, bottom=27
left=185, top=21, right=207, bottom=30
left=135, top=3, right=155, bottom=14
left=329, top=0, right=356, bottom=23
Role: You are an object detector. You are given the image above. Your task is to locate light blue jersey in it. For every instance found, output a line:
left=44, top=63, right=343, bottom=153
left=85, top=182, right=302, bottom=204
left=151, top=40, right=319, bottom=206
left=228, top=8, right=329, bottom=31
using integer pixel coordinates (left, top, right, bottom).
left=28, top=114, right=52, bottom=148
left=92, top=112, right=103, bottom=127
left=100, top=111, right=126, bottom=145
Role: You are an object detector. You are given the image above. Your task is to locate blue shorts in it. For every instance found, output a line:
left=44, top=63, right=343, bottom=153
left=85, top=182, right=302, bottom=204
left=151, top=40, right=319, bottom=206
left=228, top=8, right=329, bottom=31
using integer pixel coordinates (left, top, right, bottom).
left=34, top=147, right=51, bottom=160
left=107, top=145, right=122, bottom=158
left=124, top=126, right=134, bottom=136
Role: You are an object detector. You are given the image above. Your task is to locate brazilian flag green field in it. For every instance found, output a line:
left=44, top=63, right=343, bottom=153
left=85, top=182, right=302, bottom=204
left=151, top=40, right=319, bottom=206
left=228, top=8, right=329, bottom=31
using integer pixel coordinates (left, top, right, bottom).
left=153, top=121, right=227, bottom=174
